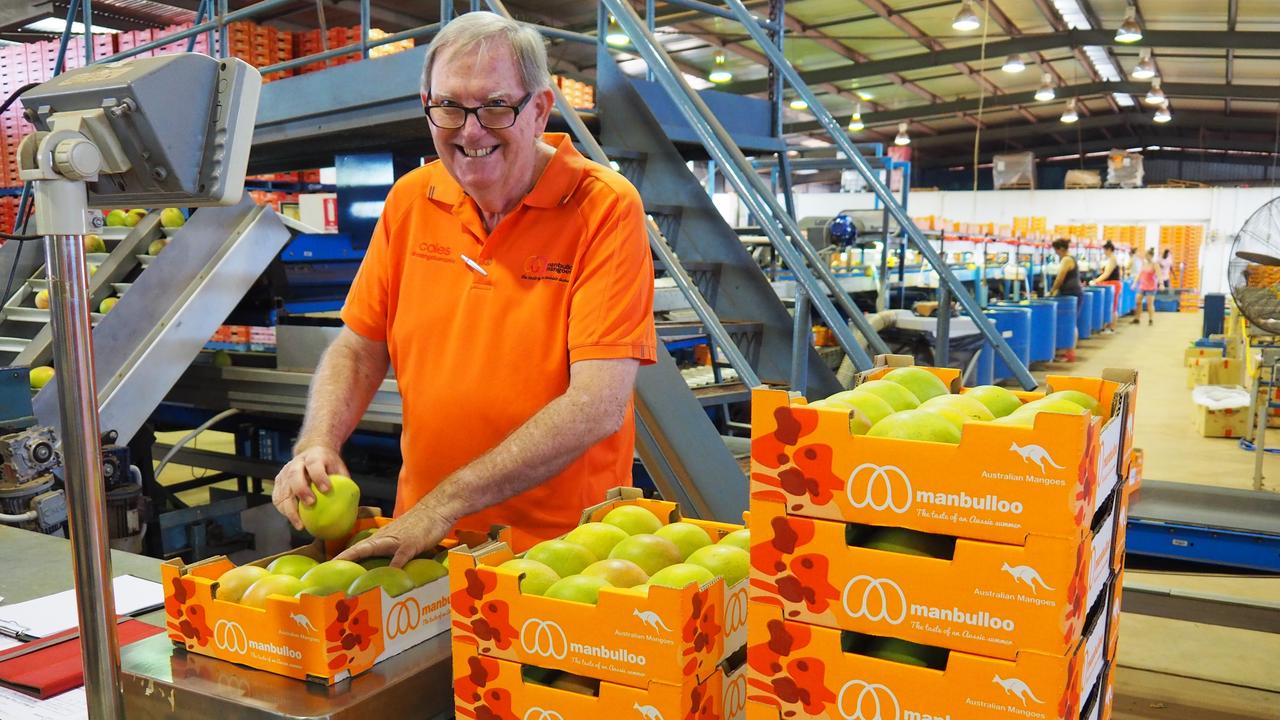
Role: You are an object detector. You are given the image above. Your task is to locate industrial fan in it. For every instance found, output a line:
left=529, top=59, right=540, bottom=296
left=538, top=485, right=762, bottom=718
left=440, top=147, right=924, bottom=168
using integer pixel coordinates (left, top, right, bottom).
left=1228, top=196, right=1280, bottom=334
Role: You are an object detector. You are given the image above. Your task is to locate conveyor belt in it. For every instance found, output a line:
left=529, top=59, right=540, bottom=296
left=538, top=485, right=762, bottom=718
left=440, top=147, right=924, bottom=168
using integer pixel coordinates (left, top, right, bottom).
left=1129, top=480, right=1280, bottom=536
left=1127, top=479, right=1280, bottom=572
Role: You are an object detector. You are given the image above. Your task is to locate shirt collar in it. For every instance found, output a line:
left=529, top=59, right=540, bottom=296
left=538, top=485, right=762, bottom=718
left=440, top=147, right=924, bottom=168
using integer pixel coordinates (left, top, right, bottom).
left=423, top=133, right=586, bottom=210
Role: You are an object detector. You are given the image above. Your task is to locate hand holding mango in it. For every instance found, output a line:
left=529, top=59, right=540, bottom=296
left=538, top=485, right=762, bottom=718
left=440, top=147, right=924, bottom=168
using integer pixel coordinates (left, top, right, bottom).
left=298, top=474, right=360, bottom=540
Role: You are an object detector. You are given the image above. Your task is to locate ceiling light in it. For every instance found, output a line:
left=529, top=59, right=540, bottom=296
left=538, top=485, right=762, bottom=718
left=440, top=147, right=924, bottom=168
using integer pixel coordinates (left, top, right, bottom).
left=848, top=103, right=864, bottom=132
left=789, top=97, right=809, bottom=111
left=605, top=16, right=629, bottom=47
left=952, top=0, right=981, bottom=32
left=1144, top=78, right=1165, bottom=105
left=1060, top=98, right=1079, bottom=124
left=1153, top=103, right=1172, bottom=123
left=894, top=122, right=911, bottom=146
left=856, top=90, right=874, bottom=101
left=1115, top=6, right=1143, bottom=43
left=24, top=17, right=119, bottom=34
left=1002, top=54, right=1026, bottom=74
left=708, top=52, right=732, bottom=84
left=1034, top=73, right=1056, bottom=102
left=1130, top=49, right=1156, bottom=80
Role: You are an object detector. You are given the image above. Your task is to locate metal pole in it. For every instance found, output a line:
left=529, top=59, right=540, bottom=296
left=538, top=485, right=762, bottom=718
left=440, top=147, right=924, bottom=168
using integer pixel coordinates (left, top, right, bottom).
left=54, top=0, right=82, bottom=75
left=601, top=0, right=884, bottom=369
left=218, top=0, right=229, bottom=59
left=937, top=280, right=951, bottom=367
left=790, top=289, right=810, bottom=395
left=719, top=0, right=1036, bottom=390
left=441, top=0, right=454, bottom=23
left=1254, top=361, right=1272, bottom=491
left=45, top=234, right=122, bottom=720
left=82, top=0, right=94, bottom=64
left=359, top=0, right=370, bottom=58
left=186, top=0, right=208, bottom=53
left=645, top=0, right=655, bottom=83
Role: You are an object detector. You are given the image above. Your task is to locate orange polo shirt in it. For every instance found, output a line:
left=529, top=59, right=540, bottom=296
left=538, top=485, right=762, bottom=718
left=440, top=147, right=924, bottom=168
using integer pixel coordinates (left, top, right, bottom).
left=341, top=133, right=656, bottom=550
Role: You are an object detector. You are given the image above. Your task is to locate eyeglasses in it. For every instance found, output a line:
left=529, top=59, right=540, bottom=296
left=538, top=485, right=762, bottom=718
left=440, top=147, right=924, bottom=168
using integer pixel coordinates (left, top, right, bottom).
left=423, top=92, right=533, bottom=130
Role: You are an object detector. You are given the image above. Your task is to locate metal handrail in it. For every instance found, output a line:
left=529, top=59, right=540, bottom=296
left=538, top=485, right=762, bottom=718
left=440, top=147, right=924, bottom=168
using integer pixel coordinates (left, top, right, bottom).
left=600, top=0, right=887, bottom=372
left=480, top=0, right=760, bottom=389
left=718, top=0, right=1036, bottom=390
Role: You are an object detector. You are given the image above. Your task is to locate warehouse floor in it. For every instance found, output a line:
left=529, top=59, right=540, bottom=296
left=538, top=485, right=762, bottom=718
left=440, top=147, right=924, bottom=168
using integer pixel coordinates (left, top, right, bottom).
left=1046, top=311, right=1279, bottom=719
left=153, top=310, right=1280, bottom=718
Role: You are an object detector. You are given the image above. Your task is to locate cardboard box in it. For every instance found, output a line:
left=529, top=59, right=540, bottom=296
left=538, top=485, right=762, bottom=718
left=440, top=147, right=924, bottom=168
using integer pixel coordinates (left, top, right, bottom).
left=1187, top=357, right=1243, bottom=388
left=744, top=593, right=1111, bottom=720
left=453, top=643, right=748, bottom=720
left=1195, top=404, right=1250, bottom=438
left=750, top=366, right=1135, bottom=546
left=1106, top=569, right=1124, bottom=665
left=748, top=491, right=1117, bottom=660
left=162, top=511, right=492, bottom=683
left=1111, top=484, right=1129, bottom=573
left=449, top=489, right=748, bottom=690
left=1184, top=346, right=1223, bottom=366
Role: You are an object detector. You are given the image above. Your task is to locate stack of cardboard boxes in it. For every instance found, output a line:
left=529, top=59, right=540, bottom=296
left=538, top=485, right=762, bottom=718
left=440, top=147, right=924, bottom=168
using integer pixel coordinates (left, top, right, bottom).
left=745, top=361, right=1136, bottom=720
left=449, top=489, right=750, bottom=720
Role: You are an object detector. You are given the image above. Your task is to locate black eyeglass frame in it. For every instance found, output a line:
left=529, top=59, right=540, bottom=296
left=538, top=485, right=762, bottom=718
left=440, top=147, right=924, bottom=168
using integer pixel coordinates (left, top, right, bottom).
left=422, top=91, right=534, bottom=130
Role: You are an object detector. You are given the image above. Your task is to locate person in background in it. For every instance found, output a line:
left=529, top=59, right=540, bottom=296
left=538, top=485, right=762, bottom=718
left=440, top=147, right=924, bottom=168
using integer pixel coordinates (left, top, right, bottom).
left=1159, top=248, right=1174, bottom=291
left=1134, top=248, right=1158, bottom=325
left=1090, top=241, right=1121, bottom=334
left=1048, top=238, right=1084, bottom=361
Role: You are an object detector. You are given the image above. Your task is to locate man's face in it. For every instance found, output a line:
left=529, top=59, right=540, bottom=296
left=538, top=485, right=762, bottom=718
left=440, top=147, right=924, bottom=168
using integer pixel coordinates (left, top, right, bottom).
left=425, top=42, right=552, bottom=200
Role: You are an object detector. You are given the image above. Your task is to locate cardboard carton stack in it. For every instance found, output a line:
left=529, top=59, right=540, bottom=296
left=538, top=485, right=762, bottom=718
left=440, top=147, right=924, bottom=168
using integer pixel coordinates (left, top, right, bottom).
left=449, top=489, right=750, bottom=720
left=745, top=360, right=1137, bottom=720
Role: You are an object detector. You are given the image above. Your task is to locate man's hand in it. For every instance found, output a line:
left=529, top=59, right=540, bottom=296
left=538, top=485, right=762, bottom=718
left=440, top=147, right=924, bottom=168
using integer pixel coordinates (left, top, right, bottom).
left=272, top=446, right=350, bottom=531
left=334, top=505, right=455, bottom=568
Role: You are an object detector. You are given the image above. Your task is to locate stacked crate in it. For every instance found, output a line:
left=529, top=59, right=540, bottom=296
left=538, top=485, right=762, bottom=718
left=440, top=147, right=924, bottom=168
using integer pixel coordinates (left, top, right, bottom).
left=1012, top=215, right=1047, bottom=239
left=1159, top=224, right=1204, bottom=310
left=449, top=488, right=750, bottom=720
left=1102, top=225, right=1146, bottom=248
left=555, top=75, right=595, bottom=109
left=745, top=363, right=1136, bottom=720
left=368, top=28, right=414, bottom=59
left=1052, top=223, right=1100, bottom=243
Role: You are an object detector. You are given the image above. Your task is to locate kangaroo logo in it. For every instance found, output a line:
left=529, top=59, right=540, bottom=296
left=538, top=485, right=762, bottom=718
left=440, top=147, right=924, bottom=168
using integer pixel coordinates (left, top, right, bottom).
left=1009, top=442, right=1063, bottom=474
left=633, top=702, right=664, bottom=720
left=993, top=675, right=1044, bottom=706
left=837, top=679, right=900, bottom=720
left=289, top=613, right=317, bottom=632
left=846, top=463, right=913, bottom=514
left=1001, top=563, right=1055, bottom=593
left=633, top=608, right=672, bottom=633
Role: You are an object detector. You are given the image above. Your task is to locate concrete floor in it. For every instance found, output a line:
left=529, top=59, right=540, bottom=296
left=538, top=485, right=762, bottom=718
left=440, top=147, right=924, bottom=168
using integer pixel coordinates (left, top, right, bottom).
left=1036, top=310, right=1279, bottom=716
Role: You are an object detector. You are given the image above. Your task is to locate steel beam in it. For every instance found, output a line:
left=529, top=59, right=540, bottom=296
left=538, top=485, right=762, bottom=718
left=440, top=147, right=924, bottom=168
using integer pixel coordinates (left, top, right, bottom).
left=725, top=30, right=1276, bottom=95
left=786, top=81, right=1280, bottom=132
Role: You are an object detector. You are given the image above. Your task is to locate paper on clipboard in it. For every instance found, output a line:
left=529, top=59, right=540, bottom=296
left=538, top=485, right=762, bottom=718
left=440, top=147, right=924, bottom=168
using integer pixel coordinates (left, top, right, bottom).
left=0, top=576, right=162, bottom=640
left=0, top=685, right=86, bottom=720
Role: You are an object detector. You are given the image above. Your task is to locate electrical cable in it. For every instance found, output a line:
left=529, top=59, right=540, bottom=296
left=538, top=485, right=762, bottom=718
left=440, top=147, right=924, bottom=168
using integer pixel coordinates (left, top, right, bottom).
left=154, top=409, right=240, bottom=478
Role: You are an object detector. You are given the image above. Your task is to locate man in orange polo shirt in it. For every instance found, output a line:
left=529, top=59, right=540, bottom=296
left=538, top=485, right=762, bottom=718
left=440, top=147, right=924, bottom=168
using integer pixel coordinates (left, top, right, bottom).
left=271, top=11, right=656, bottom=564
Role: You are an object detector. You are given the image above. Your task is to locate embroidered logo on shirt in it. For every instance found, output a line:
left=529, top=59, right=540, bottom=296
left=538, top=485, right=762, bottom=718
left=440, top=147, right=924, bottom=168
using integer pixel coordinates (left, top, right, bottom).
left=412, top=242, right=455, bottom=263
left=522, top=255, right=573, bottom=283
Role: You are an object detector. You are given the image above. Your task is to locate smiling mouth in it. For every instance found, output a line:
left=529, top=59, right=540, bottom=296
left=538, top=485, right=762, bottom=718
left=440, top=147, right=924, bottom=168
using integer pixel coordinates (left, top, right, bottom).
left=460, top=145, right=497, bottom=158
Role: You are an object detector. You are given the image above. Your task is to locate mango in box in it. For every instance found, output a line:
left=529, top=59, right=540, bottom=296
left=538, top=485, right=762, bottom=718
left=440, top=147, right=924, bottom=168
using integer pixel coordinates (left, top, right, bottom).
left=299, top=474, right=360, bottom=540
left=449, top=488, right=748, bottom=689
left=750, top=367, right=1135, bottom=546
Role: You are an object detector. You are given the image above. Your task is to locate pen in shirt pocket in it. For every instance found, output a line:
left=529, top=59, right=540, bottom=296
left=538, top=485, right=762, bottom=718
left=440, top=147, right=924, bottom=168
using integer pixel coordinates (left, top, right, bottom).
left=460, top=253, right=488, bottom=277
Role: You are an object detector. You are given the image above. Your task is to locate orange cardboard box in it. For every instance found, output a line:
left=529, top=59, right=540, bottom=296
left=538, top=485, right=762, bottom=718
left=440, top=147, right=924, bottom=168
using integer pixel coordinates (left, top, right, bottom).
left=1183, top=346, right=1224, bottom=366
left=751, top=365, right=1136, bottom=546
left=450, top=488, right=749, bottom=690
left=1106, top=569, right=1124, bottom=665
left=1111, top=484, right=1129, bottom=573
left=453, top=642, right=749, bottom=720
left=748, top=493, right=1117, bottom=659
left=162, top=510, right=495, bottom=683
left=745, top=597, right=1111, bottom=720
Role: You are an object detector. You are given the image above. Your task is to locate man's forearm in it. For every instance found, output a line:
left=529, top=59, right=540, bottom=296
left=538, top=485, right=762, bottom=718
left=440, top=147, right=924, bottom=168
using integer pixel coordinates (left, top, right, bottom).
left=295, top=334, right=389, bottom=453
left=424, top=386, right=627, bottom=525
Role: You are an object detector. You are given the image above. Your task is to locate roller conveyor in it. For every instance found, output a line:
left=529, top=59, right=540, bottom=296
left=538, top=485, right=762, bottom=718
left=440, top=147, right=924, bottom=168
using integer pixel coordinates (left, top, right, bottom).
left=1127, top=479, right=1280, bottom=572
